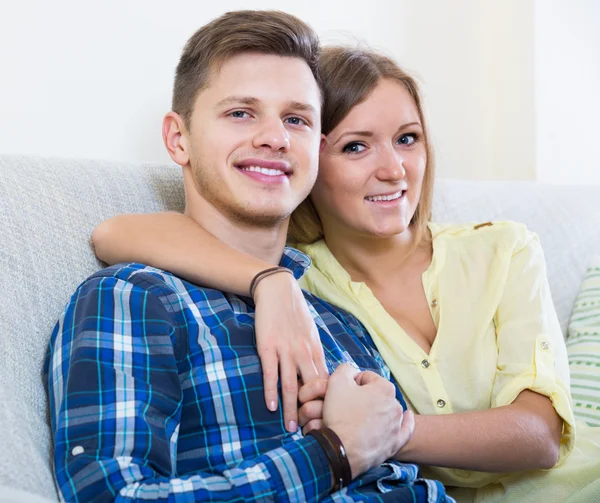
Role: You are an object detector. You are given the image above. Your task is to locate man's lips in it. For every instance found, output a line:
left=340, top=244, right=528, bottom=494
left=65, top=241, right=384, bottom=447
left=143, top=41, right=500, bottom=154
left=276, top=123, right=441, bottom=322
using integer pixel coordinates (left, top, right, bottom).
left=235, top=158, right=292, bottom=175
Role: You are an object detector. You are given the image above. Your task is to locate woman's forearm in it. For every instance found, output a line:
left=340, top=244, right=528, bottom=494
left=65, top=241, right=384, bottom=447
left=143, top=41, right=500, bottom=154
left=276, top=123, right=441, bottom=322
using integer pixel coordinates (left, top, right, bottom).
left=92, top=212, right=270, bottom=295
left=395, top=390, right=563, bottom=472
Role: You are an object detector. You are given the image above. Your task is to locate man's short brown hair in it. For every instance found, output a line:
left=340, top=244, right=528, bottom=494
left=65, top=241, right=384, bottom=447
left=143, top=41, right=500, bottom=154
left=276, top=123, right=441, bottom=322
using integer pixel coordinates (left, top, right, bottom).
left=173, top=10, right=322, bottom=128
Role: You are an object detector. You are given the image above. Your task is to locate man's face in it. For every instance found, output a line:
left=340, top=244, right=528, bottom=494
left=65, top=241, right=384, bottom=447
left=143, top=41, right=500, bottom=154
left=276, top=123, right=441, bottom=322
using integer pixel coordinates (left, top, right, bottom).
left=183, top=53, right=321, bottom=227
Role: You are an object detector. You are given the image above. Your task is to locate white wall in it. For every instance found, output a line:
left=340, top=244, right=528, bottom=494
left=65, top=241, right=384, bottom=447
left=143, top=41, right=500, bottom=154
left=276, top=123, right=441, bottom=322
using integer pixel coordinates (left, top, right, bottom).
left=0, top=0, right=429, bottom=165
left=535, top=0, right=600, bottom=184
left=0, top=1, right=597, bottom=183
left=396, top=1, right=536, bottom=181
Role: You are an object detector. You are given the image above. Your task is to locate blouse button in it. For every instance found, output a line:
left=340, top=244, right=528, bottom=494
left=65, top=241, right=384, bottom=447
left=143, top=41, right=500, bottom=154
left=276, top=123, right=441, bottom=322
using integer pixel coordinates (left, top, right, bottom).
left=437, top=399, right=446, bottom=408
left=421, top=359, right=430, bottom=369
left=431, top=299, right=438, bottom=308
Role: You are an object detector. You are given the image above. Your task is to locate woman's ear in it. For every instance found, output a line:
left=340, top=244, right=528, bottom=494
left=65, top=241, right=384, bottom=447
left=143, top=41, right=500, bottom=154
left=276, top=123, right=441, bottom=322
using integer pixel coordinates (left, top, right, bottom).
left=163, top=112, right=190, bottom=166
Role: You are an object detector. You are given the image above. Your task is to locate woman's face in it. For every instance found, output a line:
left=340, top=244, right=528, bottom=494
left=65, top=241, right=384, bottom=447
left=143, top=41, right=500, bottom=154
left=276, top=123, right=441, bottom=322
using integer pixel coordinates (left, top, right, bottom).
left=311, top=78, right=427, bottom=240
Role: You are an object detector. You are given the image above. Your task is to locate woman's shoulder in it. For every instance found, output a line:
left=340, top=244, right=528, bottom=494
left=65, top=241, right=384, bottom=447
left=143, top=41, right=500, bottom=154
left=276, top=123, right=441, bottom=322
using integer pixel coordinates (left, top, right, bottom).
left=429, top=220, right=537, bottom=252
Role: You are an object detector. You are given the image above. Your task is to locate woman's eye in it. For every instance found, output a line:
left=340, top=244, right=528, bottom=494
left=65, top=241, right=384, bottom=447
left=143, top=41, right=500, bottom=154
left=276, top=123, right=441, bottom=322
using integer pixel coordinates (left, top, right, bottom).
left=342, top=142, right=366, bottom=154
left=285, top=116, right=307, bottom=126
left=230, top=110, right=250, bottom=119
left=397, top=134, right=417, bottom=146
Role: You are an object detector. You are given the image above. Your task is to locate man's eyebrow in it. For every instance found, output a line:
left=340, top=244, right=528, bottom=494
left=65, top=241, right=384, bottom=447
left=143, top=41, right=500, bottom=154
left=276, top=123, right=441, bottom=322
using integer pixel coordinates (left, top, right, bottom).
left=332, top=121, right=422, bottom=145
left=215, top=96, right=260, bottom=108
left=287, top=101, right=318, bottom=115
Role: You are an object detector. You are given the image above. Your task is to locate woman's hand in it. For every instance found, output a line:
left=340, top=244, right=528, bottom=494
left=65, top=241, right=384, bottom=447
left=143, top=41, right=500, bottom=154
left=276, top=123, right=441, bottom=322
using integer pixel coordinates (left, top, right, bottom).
left=298, top=376, right=328, bottom=434
left=253, top=272, right=329, bottom=432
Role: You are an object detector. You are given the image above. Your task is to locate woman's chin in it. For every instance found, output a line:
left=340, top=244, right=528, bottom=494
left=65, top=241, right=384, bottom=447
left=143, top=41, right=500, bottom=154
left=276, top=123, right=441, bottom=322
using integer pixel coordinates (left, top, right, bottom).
left=363, top=223, right=410, bottom=240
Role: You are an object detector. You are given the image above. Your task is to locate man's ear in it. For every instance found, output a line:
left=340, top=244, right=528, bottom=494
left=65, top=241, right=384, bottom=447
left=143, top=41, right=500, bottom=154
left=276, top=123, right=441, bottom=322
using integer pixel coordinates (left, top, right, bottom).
left=319, top=134, right=328, bottom=153
left=163, top=112, right=190, bottom=166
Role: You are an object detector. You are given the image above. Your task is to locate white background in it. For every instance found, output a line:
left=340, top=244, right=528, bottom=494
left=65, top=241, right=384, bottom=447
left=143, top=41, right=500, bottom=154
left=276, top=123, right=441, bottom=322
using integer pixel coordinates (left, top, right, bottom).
left=0, top=0, right=598, bottom=183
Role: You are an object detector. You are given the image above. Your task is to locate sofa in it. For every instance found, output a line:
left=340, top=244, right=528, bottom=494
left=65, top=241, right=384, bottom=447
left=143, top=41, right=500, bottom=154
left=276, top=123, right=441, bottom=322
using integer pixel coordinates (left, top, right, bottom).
left=1, top=153, right=599, bottom=502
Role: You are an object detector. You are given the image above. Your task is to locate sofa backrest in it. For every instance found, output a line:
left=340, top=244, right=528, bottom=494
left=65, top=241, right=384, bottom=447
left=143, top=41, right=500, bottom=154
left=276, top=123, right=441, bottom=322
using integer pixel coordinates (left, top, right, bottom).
left=0, top=155, right=184, bottom=499
left=1, top=154, right=599, bottom=499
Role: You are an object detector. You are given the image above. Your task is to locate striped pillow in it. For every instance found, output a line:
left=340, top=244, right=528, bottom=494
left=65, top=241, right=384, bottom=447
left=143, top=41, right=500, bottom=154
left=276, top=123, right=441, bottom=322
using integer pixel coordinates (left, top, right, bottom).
left=567, top=256, right=600, bottom=426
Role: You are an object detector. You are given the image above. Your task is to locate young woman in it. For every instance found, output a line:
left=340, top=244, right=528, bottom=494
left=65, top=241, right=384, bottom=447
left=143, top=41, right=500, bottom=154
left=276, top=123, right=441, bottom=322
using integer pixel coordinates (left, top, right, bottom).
left=92, top=46, right=600, bottom=502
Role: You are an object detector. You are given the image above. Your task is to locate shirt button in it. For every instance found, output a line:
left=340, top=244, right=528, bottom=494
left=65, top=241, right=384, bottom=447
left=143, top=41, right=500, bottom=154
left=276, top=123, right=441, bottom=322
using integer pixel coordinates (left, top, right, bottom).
left=72, top=446, right=84, bottom=456
left=421, top=359, right=430, bottom=369
left=541, top=341, right=550, bottom=350
left=431, top=299, right=438, bottom=308
left=437, top=399, right=446, bottom=408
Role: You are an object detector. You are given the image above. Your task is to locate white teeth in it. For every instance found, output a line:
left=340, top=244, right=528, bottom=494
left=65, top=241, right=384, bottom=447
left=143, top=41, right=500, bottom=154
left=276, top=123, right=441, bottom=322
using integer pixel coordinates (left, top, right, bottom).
left=365, top=191, right=403, bottom=202
left=240, top=165, right=285, bottom=176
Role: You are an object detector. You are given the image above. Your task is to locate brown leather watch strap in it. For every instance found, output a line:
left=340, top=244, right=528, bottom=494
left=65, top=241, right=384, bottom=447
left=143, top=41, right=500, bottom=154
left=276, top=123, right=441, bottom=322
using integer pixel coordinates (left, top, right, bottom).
left=307, top=427, right=352, bottom=491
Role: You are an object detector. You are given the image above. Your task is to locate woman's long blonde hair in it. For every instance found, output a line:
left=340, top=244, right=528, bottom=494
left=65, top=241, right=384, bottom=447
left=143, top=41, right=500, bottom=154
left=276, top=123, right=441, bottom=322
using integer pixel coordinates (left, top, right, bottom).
left=288, top=46, right=435, bottom=248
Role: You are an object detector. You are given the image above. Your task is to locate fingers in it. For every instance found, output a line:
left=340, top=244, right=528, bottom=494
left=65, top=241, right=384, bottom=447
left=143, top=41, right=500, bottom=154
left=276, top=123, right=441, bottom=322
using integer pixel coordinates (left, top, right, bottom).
left=260, top=350, right=279, bottom=413
left=311, top=333, right=329, bottom=379
left=396, top=410, right=415, bottom=450
left=299, top=399, right=323, bottom=428
left=353, top=370, right=382, bottom=386
left=280, top=356, right=299, bottom=433
left=330, top=363, right=360, bottom=383
left=298, top=377, right=328, bottom=404
left=302, top=418, right=323, bottom=435
left=354, top=370, right=397, bottom=397
left=297, top=355, right=320, bottom=392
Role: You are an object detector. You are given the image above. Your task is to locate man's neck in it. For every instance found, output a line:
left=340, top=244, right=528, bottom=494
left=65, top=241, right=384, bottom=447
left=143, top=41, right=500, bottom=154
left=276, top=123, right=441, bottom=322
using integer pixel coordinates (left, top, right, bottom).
left=183, top=184, right=288, bottom=266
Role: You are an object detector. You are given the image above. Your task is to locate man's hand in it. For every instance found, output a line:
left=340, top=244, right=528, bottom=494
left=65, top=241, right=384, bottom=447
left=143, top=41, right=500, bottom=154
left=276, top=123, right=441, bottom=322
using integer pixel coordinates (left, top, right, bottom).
left=320, top=364, right=415, bottom=478
left=298, top=377, right=328, bottom=433
left=254, top=272, right=329, bottom=432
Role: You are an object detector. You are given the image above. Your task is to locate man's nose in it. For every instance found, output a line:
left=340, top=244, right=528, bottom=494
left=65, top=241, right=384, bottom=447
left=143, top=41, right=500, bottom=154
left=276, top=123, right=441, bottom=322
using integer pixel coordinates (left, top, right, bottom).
left=252, top=117, right=291, bottom=152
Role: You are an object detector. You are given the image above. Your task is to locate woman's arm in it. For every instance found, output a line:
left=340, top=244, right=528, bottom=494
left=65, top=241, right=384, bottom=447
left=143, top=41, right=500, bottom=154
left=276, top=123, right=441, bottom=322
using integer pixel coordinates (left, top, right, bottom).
left=93, top=212, right=270, bottom=295
left=92, top=212, right=329, bottom=432
left=299, top=381, right=561, bottom=472
left=394, top=389, right=562, bottom=471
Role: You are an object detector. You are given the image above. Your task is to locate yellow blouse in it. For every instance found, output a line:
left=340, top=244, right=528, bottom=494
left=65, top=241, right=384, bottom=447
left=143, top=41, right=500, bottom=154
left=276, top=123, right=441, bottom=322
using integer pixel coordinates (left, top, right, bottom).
left=298, top=221, right=600, bottom=503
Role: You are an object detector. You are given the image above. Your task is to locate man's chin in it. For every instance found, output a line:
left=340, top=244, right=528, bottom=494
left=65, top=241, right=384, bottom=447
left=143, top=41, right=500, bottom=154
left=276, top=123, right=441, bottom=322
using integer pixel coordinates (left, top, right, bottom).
left=229, top=205, right=293, bottom=229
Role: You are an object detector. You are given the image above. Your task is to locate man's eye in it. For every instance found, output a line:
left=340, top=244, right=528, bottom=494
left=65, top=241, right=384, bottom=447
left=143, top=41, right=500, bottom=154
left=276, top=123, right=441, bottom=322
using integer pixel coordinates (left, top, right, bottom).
left=342, top=142, right=366, bottom=154
left=230, top=111, right=250, bottom=119
left=285, top=116, right=307, bottom=126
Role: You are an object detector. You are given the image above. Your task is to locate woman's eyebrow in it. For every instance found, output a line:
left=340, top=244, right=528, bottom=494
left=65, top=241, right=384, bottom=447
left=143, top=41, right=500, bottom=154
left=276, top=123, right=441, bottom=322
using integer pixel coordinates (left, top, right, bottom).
left=397, top=121, right=422, bottom=131
left=332, top=131, right=373, bottom=145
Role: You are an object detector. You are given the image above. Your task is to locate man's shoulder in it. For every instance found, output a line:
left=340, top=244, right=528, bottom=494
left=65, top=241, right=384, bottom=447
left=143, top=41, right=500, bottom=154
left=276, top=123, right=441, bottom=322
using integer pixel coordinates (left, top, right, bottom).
left=85, top=262, right=224, bottom=298
left=88, top=262, right=180, bottom=289
left=70, top=263, right=231, bottom=319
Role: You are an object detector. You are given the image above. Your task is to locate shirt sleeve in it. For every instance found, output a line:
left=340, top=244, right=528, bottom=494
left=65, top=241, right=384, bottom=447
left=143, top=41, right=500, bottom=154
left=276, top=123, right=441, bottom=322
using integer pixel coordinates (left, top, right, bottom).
left=491, top=230, right=575, bottom=465
left=46, top=275, right=332, bottom=503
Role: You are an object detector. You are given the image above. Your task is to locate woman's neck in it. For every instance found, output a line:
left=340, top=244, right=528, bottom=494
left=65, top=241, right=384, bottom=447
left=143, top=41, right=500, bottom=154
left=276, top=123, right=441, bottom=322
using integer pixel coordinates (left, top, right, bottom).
left=324, top=225, right=427, bottom=286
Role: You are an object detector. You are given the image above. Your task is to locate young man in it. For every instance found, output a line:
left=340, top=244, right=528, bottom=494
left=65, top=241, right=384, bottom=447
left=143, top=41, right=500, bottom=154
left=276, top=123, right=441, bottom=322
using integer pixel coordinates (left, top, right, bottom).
left=45, top=11, right=450, bottom=502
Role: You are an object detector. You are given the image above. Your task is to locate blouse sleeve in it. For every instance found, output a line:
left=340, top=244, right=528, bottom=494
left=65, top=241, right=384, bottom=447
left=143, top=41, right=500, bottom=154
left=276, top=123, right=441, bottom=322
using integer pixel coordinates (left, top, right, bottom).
left=491, top=229, right=575, bottom=465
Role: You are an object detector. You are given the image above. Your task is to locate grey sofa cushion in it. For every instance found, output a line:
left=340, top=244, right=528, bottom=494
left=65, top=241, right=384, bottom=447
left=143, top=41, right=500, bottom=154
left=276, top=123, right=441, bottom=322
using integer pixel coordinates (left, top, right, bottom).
left=0, top=154, right=184, bottom=500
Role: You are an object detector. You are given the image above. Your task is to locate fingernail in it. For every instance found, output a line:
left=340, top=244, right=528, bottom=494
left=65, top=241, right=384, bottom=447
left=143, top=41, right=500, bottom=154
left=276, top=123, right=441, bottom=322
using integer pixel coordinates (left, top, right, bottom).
left=268, top=400, right=276, bottom=412
left=288, top=420, right=297, bottom=432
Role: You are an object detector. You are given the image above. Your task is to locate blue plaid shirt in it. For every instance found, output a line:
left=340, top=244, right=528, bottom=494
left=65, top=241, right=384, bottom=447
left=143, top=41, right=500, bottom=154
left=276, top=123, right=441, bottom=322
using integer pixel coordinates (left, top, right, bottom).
left=45, top=247, right=451, bottom=502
